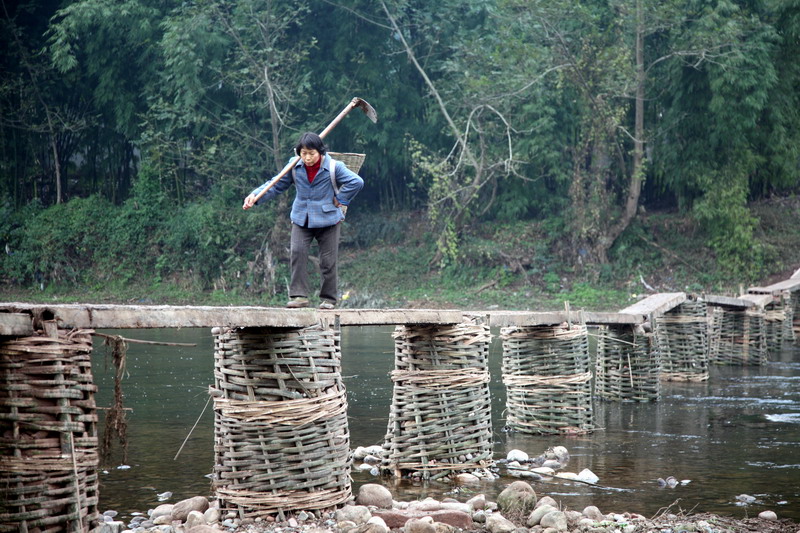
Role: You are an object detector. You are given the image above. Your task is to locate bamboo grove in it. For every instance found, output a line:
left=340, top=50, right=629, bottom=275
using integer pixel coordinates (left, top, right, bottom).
left=2, top=0, right=799, bottom=291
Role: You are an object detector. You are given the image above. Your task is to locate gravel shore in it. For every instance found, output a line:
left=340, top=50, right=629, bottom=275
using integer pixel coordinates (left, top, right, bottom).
left=102, top=483, right=800, bottom=533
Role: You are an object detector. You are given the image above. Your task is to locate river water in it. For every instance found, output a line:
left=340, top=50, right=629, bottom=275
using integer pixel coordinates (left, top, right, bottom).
left=92, top=326, right=800, bottom=522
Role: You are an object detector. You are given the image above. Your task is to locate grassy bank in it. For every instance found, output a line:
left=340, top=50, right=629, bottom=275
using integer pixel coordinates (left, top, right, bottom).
left=2, top=196, right=799, bottom=311
left=339, top=196, right=800, bottom=311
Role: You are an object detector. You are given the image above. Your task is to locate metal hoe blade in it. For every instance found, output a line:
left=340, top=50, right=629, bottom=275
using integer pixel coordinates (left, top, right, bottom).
left=353, top=97, right=378, bottom=123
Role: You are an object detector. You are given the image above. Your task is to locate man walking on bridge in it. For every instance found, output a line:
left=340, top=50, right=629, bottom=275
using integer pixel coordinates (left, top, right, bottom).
left=242, top=132, right=364, bottom=309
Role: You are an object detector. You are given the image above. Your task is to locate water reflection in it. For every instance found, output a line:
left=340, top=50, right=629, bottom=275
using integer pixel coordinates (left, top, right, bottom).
left=92, top=326, right=800, bottom=521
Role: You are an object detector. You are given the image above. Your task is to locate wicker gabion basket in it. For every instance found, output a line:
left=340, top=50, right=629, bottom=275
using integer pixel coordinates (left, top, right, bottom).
left=211, top=325, right=351, bottom=519
left=763, top=291, right=795, bottom=348
left=382, top=322, right=494, bottom=480
left=708, top=305, right=767, bottom=365
left=655, top=300, right=710, bottom=382
left=0, top=328, right=100, bottom=533
left=500, top=324, right=593, bottom=434
left=794, top=291, right=800, bottom=339
left=595, top=324, right=660, bottom=402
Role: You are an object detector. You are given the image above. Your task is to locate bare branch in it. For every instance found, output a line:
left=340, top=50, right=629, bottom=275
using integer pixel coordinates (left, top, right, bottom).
left=645, top=43, right=741, bottom=74
left=487, top=63, right=571, bottom=101
left=380, top=1, right=480, bottom=172
left=319, top=0, right=392, bottom=30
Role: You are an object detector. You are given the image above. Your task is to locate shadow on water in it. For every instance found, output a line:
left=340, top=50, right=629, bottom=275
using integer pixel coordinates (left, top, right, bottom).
left=92, top=326, right=800, bottom=521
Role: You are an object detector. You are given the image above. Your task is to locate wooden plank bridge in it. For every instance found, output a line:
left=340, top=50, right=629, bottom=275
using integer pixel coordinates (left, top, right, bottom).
left=0, top=295, right=688, bottom=336
left=3, top=287, right=794, bottom=335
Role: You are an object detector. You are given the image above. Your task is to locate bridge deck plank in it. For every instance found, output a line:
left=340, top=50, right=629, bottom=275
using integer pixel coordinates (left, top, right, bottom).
left=0, top=312, right=35, bottom=336
left=1, top=303, right=316, bottom=329
left=485, top=311, right=641, bottom=327
left=618, top=292, right=686, bottom=317
left=740, top=293, right=776, bottom=308
left=327, top=309, right=463, bottom=326
left=748, top=277, right=800, bottom=294
left=704, top=293, right=773, bottom=308
left=0, top=303, right=465, bottom=329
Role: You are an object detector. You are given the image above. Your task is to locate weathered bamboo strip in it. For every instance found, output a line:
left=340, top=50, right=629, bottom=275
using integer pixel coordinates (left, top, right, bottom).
left=383, top=322, right=494, bottom=480
left=0, top=328, right=99, bottom=533
left=501, top=324, right=594, bottom=433
left=655, top=299, right=710, bottom=382
left=708, top=306, right=768, bottom=365
left=595, top=325, right=660, bottom=401
left=211, top=325, right=351, bottom=519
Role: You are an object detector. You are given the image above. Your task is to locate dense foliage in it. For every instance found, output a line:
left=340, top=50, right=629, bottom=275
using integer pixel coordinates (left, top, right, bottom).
left=1, top=0, right=799, bottom=296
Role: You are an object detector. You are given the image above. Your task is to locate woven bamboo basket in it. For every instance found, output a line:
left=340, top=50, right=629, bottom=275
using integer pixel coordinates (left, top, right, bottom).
left=794, top=291, right=800, bottom=339
left=708, top=305, right=767, bottom=365
left=328, top=152, right=365, bottom=173
left=763, top=290, right=795, bottom=348
left=0, top=328, right=100, bottom=533
left=655, top=300, right=710, bottom=382
left=500, top=324, right=593, bottom=434
left=595, top=324, right=660, bottom=402
left=382, top=322, right=494, bottom=480
left=211, top=325, right=351, bottom=519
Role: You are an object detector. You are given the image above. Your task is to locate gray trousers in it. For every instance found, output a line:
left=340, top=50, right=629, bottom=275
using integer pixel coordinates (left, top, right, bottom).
left=290, top=222, right=340, bottom=303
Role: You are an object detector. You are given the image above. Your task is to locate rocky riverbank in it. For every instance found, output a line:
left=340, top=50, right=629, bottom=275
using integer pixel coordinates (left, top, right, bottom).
left=98, top=481, right=798, bottom=533
left=98, top=445, right=798, bottom=533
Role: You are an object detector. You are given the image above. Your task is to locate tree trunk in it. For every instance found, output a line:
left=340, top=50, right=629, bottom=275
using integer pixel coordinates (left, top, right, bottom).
left=264, top=64, right=288, bottom=293
left=573, top=1, right=647, bottom=265
left=49, top=130, right=63, bottom=204
left=609, top=0, right=646, bottom=245
left=8, top=9, right=63, bottom=204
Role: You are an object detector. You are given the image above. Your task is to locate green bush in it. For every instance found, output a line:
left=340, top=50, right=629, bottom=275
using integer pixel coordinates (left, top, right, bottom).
left=2, top=195, right=114, bottom=286
left=0, top=173, right=282, bottom=294
left=162, top=186, right=279, bottom=291
left=694, top=167, right=765, bottom=280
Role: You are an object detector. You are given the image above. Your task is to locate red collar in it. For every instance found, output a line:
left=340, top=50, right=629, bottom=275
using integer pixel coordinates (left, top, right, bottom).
left=305, top=159, right=322, bottom=183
